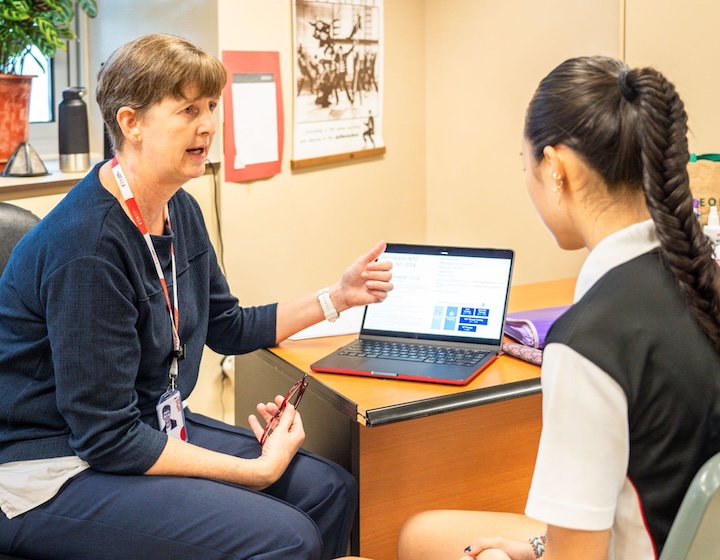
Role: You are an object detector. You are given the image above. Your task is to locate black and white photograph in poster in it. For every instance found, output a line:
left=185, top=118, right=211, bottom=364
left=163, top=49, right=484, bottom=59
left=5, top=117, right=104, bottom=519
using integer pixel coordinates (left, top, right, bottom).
left=292, top=0, right=383, bottom=163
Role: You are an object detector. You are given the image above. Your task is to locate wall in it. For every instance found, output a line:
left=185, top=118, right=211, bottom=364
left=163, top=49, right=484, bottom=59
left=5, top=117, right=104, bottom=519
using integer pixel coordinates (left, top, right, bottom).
left=424, top=0, right=620, bottom=284
left=624, top=0, right=720, bottom=154
left=216, top=0, right=427, bottom=307
left=214, top=0, right=620, bottom=300
left=18, top=1, right=626, bottom=295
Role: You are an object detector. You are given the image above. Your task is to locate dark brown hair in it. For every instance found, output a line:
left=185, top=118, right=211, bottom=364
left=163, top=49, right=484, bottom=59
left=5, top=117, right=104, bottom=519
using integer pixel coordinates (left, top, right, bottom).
left=97, top=33, right=227, bottom=152
left=524, top=56, right=720, bottom=348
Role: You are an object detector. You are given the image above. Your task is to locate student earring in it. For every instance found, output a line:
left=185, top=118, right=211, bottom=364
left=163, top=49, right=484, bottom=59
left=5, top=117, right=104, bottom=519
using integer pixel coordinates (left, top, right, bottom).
left=552, top=172, right=563, bottom=211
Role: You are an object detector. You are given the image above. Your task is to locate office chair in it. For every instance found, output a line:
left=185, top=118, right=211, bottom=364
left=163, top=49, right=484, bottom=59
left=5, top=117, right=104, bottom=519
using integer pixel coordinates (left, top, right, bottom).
left=0, top=201, right=40, bottom=277
left=0, top=202, right=38, bottom=560
left=659, top=450, right=720, bottom=560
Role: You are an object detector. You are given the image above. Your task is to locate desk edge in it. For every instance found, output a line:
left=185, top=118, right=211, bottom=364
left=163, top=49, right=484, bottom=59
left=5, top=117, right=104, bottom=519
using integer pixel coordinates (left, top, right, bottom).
left=361, top=378, right=541, bottom=427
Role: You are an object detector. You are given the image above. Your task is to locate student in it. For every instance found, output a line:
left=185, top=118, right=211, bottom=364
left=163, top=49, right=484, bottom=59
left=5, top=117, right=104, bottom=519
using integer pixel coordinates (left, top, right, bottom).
left=0, top=34, right=393, bottom=559
left=397, top=56, right=720, bottom=560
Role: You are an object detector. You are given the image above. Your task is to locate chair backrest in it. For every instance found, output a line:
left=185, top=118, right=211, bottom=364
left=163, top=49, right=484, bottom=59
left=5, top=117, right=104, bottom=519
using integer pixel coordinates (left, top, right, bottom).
left=0, top=202, right=40, bottom=277
left=659, top=451, right=720, bottom=560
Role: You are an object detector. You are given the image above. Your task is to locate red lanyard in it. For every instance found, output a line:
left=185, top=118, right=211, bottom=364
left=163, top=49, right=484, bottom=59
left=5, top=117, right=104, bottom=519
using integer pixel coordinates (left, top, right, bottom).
left=111, top=157, right=184, bottom=388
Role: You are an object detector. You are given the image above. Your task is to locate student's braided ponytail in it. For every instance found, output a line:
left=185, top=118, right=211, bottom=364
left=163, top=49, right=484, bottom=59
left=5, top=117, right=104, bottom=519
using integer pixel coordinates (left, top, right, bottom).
left=619, top=67, right=720, bottom=348
left=524, top=56, right=720, bottom=350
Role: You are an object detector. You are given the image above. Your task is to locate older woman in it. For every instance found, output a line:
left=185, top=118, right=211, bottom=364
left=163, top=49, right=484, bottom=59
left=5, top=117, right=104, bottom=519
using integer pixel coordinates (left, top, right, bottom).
left=0, top=33, right=392, bottom=559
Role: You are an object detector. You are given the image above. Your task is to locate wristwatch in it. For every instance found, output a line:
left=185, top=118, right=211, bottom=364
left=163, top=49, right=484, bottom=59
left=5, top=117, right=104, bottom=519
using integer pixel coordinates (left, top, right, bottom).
left=317, top=287, right=339, bottom=322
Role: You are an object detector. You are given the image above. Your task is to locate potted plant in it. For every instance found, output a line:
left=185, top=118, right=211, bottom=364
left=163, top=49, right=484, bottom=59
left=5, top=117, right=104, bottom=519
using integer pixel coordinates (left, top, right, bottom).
left=0, top=0, right=98, bottom=166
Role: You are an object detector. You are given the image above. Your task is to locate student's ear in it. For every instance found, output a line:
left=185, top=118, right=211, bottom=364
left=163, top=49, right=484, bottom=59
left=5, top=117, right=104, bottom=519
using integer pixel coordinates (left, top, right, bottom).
left=542, top=145, right=565, bottom=182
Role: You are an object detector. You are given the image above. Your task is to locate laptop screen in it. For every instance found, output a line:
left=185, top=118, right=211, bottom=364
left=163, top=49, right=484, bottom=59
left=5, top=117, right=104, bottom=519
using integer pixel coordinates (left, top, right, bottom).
left=361, top=244, right=514, bottom=345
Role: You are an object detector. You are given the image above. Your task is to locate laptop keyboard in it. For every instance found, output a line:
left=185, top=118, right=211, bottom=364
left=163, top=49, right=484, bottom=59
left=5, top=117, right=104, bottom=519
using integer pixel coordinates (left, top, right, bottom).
left=340, top=340, right=489, bottom=367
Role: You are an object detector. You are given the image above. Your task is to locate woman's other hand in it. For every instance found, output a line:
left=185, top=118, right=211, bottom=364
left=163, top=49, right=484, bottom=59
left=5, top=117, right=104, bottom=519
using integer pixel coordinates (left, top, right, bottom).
left=248, top=395, right=305, bottom=488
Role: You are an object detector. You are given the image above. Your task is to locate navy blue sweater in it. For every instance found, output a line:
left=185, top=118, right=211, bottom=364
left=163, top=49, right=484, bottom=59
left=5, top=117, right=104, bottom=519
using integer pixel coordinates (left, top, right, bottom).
left=0, top=163, right=276, bottom=473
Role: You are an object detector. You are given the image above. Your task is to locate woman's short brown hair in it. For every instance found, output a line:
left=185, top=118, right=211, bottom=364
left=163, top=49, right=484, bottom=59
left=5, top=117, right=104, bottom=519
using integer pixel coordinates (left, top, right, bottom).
left=97, top=33, right=227, bottom=152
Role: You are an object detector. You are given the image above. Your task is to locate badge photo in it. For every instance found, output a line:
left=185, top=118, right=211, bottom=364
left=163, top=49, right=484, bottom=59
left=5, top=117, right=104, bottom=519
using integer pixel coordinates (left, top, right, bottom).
left=156, top=388, right=188, bottom=441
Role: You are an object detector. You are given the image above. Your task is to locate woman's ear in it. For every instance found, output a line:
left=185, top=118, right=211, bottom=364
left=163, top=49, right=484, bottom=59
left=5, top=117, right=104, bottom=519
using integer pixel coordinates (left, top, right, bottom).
left=116, top=107, right=141, bottom=145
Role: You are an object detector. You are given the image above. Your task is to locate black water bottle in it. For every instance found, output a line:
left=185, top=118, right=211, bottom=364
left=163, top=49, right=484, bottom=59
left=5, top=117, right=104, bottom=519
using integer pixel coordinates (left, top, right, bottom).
left=59, top=87, right=90, bottom=173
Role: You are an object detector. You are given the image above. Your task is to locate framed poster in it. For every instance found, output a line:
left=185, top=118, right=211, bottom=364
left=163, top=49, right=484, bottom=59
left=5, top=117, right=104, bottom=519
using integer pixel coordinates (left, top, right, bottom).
left=291, top=0, right=385, bottom=169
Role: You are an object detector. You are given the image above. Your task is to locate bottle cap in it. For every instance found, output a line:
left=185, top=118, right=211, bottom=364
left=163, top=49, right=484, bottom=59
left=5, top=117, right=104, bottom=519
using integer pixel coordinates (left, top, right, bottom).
left=62, top=87, right=87, bottom=101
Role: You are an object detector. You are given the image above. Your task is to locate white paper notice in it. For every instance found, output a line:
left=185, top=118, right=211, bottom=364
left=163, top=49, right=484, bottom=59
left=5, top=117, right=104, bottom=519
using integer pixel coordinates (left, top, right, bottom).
left=231, top=73, right=279, bottom=169
left=289, top=305, right=365, bottom=340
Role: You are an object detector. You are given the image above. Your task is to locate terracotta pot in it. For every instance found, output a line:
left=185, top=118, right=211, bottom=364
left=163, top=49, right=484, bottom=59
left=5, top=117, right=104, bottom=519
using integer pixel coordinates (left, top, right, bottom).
left=0, top=74, right=34, bottom=165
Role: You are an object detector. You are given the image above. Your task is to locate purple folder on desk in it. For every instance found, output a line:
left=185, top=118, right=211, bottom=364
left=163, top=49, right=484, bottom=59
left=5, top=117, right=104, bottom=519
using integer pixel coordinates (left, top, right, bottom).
left=503, top=305, right=571, bottom=349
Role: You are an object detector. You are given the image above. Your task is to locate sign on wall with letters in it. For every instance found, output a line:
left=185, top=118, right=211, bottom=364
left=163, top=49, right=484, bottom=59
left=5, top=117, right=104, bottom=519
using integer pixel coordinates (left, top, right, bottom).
left=291, top=0, right=385, bottom=169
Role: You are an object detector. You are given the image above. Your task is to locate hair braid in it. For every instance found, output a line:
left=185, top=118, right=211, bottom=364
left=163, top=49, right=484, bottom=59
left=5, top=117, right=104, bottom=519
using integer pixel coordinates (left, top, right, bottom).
left=525, top=56, right=720, bottom=351
left=626, top=68, right=720, bottom=349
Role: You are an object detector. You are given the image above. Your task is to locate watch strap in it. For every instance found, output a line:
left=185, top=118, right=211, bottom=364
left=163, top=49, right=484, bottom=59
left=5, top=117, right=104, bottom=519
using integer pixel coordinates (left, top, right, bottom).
left=317, top=287, right=339, bottom=322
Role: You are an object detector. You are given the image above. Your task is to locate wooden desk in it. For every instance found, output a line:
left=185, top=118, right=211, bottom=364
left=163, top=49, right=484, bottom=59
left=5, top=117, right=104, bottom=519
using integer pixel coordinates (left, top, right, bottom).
left=235, top=278, right=575, bottom=559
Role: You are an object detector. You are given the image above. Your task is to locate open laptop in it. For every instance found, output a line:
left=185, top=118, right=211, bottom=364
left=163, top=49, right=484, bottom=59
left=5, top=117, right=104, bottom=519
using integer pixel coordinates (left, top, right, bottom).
left=311, top=243, right=515, bottom=385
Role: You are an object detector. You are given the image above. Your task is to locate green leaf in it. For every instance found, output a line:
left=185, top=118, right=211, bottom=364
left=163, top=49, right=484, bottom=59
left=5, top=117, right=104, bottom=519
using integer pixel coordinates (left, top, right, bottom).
left=0, top=0, right=32, bottom=22
left=42, top=0, right=73, bottom=23
left=36, top=16, right=65, bottom=50
left=77, top=0, right=98, bottom=18
left=0, top=0, right=98, bottom=73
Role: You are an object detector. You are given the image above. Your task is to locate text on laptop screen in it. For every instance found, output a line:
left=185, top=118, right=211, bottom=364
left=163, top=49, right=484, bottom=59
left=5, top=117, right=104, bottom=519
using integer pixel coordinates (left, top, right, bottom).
left=361, top=247, right=513, bottom=342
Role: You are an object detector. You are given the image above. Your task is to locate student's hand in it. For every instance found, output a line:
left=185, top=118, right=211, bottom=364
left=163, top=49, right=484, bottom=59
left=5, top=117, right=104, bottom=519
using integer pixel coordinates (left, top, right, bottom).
left=468, top=550, right=512, bottom=560
left=248, top=395, right=305, bottom=487
left=334, top=240, right=393, bottom=310
left=460, top=537, right=535, bottom=560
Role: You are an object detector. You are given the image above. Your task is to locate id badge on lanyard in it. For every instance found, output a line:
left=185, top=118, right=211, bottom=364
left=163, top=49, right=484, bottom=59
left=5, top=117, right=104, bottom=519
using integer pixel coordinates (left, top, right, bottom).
left=112, top=157, right=188, bottom=441
left=157, top=388, right=187, bottom=441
